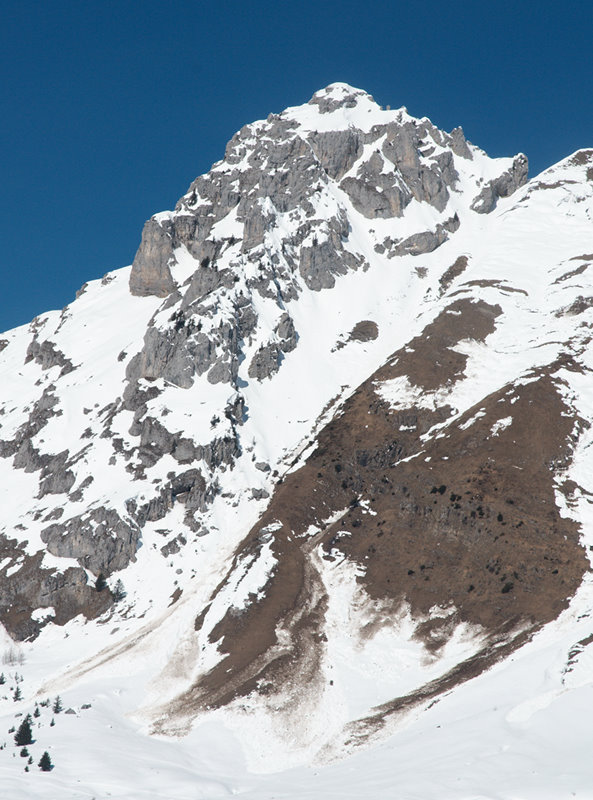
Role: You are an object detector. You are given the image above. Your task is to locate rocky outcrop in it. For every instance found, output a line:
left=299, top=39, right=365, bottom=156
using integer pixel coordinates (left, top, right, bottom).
left=25, top=338, right=75, bottom=375
left=0, top=544, right=112, bottom=641
left=41, top=507, right=141, bottom=576
left=127, top=85, right=493, bottom=308
left=340, top=121, right=459, bottom=219
left=309, top=129, right=362, bottom=179
left=298, top=219, right=365, bottom=290
left=391, top=213, right=460, bottom=257
left=129, top=218, right=177, bottom=297
left=248, top=313, right=298, bottom=381
left=37, top=451, right=76, bottom=497
left=308, top=83, right=372, bottom=114
left=471, top=153, right=529, bottom=213
left=375, top=214, right=460, bottom=258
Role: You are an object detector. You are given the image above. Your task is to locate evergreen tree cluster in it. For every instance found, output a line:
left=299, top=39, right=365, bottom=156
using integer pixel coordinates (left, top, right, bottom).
left=2, top=696, right=61, bottom=774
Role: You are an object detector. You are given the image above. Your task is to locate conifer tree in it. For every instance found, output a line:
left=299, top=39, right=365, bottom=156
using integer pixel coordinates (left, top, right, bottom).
left=52, top=695, right=63, bottom=713
left=38, top=751, right=52, bottom=771
left=14, top=715, right=33, bottom=746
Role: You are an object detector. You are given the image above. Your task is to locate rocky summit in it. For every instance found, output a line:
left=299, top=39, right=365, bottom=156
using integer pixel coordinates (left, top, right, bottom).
left=1, top=83, right=593, bottom=798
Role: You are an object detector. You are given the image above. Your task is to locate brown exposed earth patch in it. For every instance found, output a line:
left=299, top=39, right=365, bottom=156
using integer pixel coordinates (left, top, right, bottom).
left=334, top=320, right=379, bottom=350
left=161, top=301, right=588, bottom=732
left=328, top=369, right=587, bottom=629
left=459, top=279, right=528, bottom=296
left=386, top=298, right=500, bottom=390
left=347, top=319, right=379, bottom=343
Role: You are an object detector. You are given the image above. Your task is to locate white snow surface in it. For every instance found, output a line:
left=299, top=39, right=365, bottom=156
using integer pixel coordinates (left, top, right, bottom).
left=1, top=87, right=593, bottom=797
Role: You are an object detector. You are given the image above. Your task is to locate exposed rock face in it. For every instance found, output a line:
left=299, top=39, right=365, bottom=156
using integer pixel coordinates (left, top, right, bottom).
left=308, top=129, right=362, bottom=179
left=0, top=539, right=112, bottom=640
left=129, top=218, right=177, bottom=297
left=25, top=338, right=75, bottom=375
left=390, top=213, right=460, bottom=257
left=128, top=84, right=509, bottom=306
left=471, top=153, right=529, bottom=213
left=41, top=507, right=141, bottom=575
left=340, top=123, right=459, bottom=219
left=247, top=313, right=298, bottom=381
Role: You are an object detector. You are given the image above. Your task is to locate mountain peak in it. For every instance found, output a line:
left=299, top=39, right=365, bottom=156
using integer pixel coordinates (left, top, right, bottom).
left=307, top=82, right=376, bottom=113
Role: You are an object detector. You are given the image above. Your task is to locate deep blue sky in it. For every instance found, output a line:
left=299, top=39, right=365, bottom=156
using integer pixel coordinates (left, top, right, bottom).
left=1, top=0, right=591, bottom=332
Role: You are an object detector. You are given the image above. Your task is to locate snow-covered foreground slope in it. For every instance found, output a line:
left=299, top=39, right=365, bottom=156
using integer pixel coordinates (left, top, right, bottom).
left=1, top=84, right=593, bottom=797
left=3, top=580, right=593, bottom=800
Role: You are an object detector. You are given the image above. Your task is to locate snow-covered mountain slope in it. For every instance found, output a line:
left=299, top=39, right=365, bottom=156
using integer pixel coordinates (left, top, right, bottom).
left=1, top=83, right=593, bottom=798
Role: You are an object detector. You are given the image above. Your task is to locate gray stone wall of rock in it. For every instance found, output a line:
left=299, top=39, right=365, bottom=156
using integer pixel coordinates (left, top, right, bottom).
left=161, top=535, right=186, bottom=557
left=126, top=324, right=207, bottom=390
left=127, top=466, right=218, bottom=535
left=127, top=303, right=245, bottom=391
left=247, top=313, right=298, bottom=381
left=390, top=214, right=460, bottom=257
left=275, top=312, right=297, bottom=352
left=382, top=121, right=420, bottom=171
left=339, top=121, right=461, bottom=219
left=341, top=171, right=410, bottom=218
left=225, top=393, right=246, bottom=425
left=207, top=358, right=237, bottom=385
left=25, top=339, right=74, bottom=376
left=181, top=263, right=236, bottom=308
left=0, top=388, right=81, bottom=512
left=41, top=507, right=141, bottom=576
left=248, top=342, right=282, bottom=381
left=299, top=217, right=364, bottom=290
left=0, top=546, right=112, bottom=641
left=308, top=129, right=362, bottom=180
left=37, top=451, right=76, bottom=497
left=195, top=433, right=241, bottom=470
left=471, top=153, right=529, bottom=213
left=449, top=126, right=473, bottom=160
left=13, top=439, right=48, bottom=473
left=129, top=218, right=177, bottom=297
left=133, top=416, right=176, bottom=468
